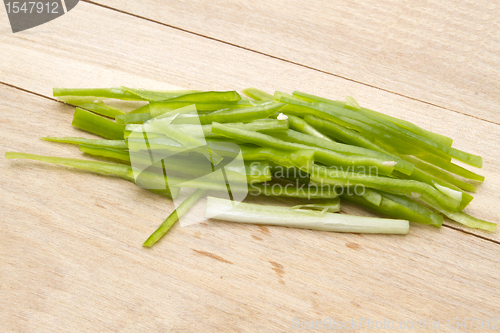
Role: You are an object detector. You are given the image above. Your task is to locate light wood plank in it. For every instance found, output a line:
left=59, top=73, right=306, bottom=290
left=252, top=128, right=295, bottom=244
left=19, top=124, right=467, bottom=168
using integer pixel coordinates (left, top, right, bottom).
left=2, top=84, right=500, bottom=332
left=89, top=0, right=500, bottom=124
left=0, top=2, right=498, bottom=241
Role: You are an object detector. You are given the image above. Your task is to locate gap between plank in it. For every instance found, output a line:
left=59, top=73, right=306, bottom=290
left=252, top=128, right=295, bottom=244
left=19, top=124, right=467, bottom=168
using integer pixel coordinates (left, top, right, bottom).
left=1, top=78, right=498, bottom=246
left=443, top=224, right=500, bottom=246
left=0, top=80, right=57, bottom=102
left=80, top=0, right=500, bottom=127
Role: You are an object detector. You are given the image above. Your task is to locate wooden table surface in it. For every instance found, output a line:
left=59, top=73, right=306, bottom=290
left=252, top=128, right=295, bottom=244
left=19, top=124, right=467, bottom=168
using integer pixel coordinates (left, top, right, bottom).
left=1, top=1, right=499, bottom=332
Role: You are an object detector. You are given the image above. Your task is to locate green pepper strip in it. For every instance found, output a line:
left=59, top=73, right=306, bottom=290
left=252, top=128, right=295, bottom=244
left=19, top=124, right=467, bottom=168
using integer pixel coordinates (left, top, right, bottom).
left=79, top=144, right=271, bottom=184
left=292, top=90, right=454, bottom=147
left=116, top=112, right=152, bottom=125
left=434, top=207, right=496, bottom=232
left=399, top=155, right=479, bottom=191
left=341, top=191, right=443, bottom=227
left=178, top=120, right=289, bottom=138
left=5, top=152, right=337, bottom=201
left=271, top=129, right=414, bottom=176
left=310, top=165, right=462, bottom=212
left=122, top=87, right=202, bottom=102
left=285, top=114, right=334, bottom=142
left=157, top=91, right=241, bottom=103
left=278, top=95, right=455, bottom=164
left=143, top=189, right=208, bottom=247
left=421, top=157, right=484, bottom=182
left=58, top=97, right=125, bottom=118
left=79, top=145, right=130, bottom=162
left=178, top=102, right=286, bottom=125
left=227, top=119, right=289, bottom=132
left=42, top=137, right=128, bottom=149
left=393, top=168, right=474, bottom=209
left=128, top=133, right=314, bottom=172
left=282, top=94, right=482, bottom=167
left=242, top=88, right=274, bottom=101
left=77, top=142, right=305, bottom=185
left=241, top=147, right=315, bottom=169
left=362, top=189, right=382, bottom=206
left=5, top=152, right=178, bottom=199
left=212, top=122, right=395, bottom=176
left=304, top=114, right=397, bottom=153
left=125, top=119, right=289, bottom=140
left=149, top=100, right=254, bottom=117
left=72, top=108, right=125, bottom=140
left=53, top=87, right=145, bottom=100
left=304, top=115, right=484, bottom=181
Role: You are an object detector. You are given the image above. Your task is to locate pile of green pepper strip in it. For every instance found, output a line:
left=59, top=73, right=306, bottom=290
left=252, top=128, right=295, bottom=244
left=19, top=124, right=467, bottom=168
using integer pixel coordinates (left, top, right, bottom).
left=5, top=86, right=496, bottom=247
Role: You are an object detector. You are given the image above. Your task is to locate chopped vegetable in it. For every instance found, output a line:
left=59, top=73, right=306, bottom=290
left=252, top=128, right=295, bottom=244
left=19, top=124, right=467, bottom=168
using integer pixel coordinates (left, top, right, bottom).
left=72, top=108, right=125, bottom=140
left=4, top=86, right=495, bottom=248
left=143, top=189, right=207, bottom=247
left=242, top=88, right=273, bottom=101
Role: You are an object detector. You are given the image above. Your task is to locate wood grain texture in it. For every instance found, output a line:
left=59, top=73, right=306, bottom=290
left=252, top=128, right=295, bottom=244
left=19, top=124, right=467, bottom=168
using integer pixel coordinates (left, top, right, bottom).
left=0, top=2, right=498, bottom=240
left=1, top=1, right=500, bottom=332
left=88, top=0, right=500, bottom=124
left=2, top=85, right=500, bottom=332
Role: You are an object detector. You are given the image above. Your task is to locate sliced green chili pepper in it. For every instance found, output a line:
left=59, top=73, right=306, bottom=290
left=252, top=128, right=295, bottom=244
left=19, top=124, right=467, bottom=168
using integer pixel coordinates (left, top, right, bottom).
left=304, top=115, right=453, bottom=168
left=42, top=137, right=128, bottom=149
left=393, top=168, right=474, bottom=209
left=143, top=189, right=207, bottom=247
left=147, top=119, right=223, bottom=165
left=241, top=147, right=315, bottom=170
left=180, top=102, right=286, bottom=125
left=149, top=100, right=253, bottom=117
left=435, top=208, right=496, bottom=232
left=292, top=90, right=454, bottom=147
left=242, top=88, right=273, bottom=101
left=271, top=129, right=414, bottom=176
left=138, top=119, right=289, bottom=140
left=304, top=116, right=483, bottom=183
left=5, top=152, right=178, bottom=199
left=79, top=144, right=130, bottom=162
left=311, top=164, right=462, bottom=212
left=285, top=114, right=334, bottom=142
left=72, top=108, right=125, bottom=140
left=212, top=122, right=395, bottom=176
left=279, top=95, right=454, bottom=163
left=341, top=191, right=443, bottom=227
left=282, top=95, right=482, bottom=167
left=53, top=87, right=144, bottom=100
left=399, top=155, right=480, bottom=191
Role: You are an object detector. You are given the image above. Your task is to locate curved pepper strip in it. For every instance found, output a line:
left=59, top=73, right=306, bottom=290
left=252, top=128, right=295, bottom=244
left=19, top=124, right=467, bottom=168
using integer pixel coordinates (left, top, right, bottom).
left=310, top=164, right=462, bottom=212
left=212, top=122, right=395, bottom=176
left=292, top=90, right=454, bottom=147
left=341, top=191, right=443, bottom=227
